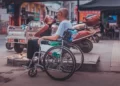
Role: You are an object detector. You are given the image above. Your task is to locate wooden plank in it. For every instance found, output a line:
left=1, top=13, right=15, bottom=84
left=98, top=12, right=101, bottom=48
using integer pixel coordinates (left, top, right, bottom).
left=75, top=53, right=100, bottom=65
left=84, top=54, right=100, bottom=64
left=7, top=51, right=100, bottom=66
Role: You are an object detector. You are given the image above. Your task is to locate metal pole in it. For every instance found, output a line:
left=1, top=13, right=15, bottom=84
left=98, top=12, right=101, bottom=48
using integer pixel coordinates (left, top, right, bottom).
left=77, top=0, right=79, bottom=24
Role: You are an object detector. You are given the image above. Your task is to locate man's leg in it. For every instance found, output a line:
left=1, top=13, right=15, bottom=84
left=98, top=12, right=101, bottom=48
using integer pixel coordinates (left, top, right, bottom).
left=26, top=39, right=39, bottom=68
left=27, top=39, right=39, bottom=59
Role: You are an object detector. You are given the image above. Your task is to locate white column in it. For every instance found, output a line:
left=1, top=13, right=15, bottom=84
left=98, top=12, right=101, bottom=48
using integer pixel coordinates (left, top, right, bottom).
left=69, top=2, right=71, bottom=20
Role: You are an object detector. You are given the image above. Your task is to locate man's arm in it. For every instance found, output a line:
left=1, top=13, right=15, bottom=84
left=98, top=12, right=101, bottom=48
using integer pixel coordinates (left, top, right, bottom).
left=38, top=21, right=64, bottom=44
left=34, top=24, right=49, bottom=37
left=42, top=35, right=59, bottom=41
left=72, top=23, right=86, bottom=30
left=41, top=22, right=64, bottom=40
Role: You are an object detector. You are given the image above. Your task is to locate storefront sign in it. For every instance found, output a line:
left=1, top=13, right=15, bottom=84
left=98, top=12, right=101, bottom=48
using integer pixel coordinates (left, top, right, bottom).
left=74, top=6, right=100, bottom=22
left=26, top=12, right=40, bottom=21
left=7, top=4, right=14, bottom=14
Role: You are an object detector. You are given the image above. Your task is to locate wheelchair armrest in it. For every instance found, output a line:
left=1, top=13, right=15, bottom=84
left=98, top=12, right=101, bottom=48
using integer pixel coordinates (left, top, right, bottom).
left=43, top=39, right=62, bottom=42
left=67, top=28, right=75, bottom=31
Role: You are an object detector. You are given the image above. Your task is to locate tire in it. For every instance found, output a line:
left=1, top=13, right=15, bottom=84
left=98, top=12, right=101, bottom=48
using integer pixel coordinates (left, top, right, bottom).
left=14, top=43, right=24, bottom=53
left=78, top=39, right=93, bottom=53
left=28, top=68, right=37, bottom=77
left=94, top=35, right=100, bottom=43
left=6, top=43, right=13, bottom=50
left=43, top=46, right=76, bottom=81
left=68, top=44, right=84, bottom=71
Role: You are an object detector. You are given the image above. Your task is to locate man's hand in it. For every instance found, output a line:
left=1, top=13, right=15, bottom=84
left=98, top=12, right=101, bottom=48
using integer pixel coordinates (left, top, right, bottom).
left=38, top=38, right=44, bottom=45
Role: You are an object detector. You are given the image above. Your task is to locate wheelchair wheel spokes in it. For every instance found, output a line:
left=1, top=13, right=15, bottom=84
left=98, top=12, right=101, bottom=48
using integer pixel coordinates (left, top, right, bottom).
left=43, top=46, right=76, bottom=81
left=60, top=53, right=75, bottom=73
left=69, top=44, right=84, bottom=71
left=45, top=55, right=60, bottom=70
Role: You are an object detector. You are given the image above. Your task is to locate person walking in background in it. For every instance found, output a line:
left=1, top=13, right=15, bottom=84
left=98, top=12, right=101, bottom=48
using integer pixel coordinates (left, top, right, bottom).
left=100, top=21, right=104, bottom=37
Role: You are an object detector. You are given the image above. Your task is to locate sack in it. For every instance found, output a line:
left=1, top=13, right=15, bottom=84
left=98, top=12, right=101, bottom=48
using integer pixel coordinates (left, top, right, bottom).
left=74, top=31, right=91, bottom=39
left=85, top=15, right=100, bottom=26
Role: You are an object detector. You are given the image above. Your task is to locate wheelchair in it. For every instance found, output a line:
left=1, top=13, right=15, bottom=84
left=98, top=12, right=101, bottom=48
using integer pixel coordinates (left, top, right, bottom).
left=27, top=29, right=84, bottom=81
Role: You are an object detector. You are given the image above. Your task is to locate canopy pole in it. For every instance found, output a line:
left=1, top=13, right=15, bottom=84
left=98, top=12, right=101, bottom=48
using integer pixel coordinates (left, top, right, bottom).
left=77, top=0, right=79, bottom=24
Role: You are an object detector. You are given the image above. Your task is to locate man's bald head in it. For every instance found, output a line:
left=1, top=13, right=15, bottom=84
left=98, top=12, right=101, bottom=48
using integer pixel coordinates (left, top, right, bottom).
left=57, top=8, right=69, bottom=21
left=59, top=8, right=69, bottom=18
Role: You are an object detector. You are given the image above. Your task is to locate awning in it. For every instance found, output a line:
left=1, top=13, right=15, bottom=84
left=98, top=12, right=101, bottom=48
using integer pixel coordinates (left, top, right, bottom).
left=79, top=0, right=120, bottom=10
left=3, top=0, right=77, bottom=6
left=6, top=0, right=76, bottom=3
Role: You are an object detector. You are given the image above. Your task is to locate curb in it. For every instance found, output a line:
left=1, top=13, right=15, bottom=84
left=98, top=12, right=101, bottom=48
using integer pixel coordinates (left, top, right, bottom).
left=7, top=58, right=29, bottom=67
left=7, top=53, right=29, bottom=67
left=0, top=35, right=6, bottom=40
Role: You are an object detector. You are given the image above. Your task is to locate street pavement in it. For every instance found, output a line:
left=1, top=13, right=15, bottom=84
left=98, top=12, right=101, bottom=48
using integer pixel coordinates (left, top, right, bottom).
left=2, top=72, right=120, bottom=86
left=1, top=35, right=120, bottom=86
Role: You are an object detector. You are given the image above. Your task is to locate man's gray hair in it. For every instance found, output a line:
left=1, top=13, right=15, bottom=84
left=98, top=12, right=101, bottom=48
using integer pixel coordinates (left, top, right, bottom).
left=59, top=8, right=69, bottom=18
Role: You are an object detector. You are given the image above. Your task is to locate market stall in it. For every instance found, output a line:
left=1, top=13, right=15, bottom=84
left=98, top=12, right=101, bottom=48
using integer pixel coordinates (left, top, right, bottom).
left=79, top=0, right=120, bottom=40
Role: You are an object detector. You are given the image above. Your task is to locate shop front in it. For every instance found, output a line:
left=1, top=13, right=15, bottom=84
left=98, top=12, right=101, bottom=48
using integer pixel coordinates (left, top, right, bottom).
left=79, top=0, right=120, bottom=40
left=7, top=2, right=46, bottom=26
left=21, top=11, right=40, bottom=24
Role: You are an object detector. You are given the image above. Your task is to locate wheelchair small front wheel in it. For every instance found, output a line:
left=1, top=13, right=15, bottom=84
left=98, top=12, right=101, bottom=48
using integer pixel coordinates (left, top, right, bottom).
left=43, top=46, right=76, bottom=81
left=28, top=68, right=38, bottom=77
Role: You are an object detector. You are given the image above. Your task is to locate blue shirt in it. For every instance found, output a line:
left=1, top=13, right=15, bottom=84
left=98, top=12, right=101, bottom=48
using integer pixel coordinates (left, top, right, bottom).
left=55, top=20, right=72, bottom=37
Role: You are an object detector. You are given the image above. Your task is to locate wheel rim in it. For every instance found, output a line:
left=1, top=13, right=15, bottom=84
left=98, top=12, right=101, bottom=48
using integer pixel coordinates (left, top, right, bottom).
left=79, top=39, right=93, bottom=53
left=43, top=46, right=76, bottom=80
left=14, top=44, right=23, bottom=53
left=6, top=43, right=13, bottom=49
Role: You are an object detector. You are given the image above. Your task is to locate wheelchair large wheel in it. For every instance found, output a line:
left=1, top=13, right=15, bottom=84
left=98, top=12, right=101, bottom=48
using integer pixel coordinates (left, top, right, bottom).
left=69, top=44, right=84, bottom=71
left=43, top=46, right=76, bottom=81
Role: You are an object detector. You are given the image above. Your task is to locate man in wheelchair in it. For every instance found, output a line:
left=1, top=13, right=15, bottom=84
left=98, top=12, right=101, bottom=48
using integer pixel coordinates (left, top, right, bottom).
left=26, top=8, right=72, bottom=67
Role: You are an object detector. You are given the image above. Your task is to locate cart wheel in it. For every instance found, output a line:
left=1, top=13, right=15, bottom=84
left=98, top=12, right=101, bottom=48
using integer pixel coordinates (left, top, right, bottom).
left=78, top=39, right=93, bottom=53
left=28, top=68, right=37, bottom=77
left=6, top=43, right=13, bottom=50
left=14, top=43, right=23, bottom=53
